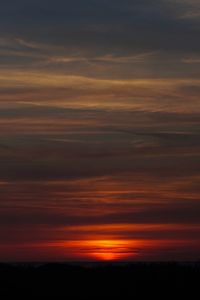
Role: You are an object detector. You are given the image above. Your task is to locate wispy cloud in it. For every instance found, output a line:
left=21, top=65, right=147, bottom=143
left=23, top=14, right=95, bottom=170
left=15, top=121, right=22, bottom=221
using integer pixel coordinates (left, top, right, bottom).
left=179, top=11, right=200, bottom=19
left=93, top=51, right=158, bottom=64
left=182, top=57, right=200, bottom=63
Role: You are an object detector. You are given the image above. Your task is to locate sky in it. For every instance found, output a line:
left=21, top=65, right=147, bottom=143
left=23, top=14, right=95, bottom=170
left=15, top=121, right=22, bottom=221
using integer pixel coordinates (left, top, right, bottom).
left=0, top=0, right=200, bottom=261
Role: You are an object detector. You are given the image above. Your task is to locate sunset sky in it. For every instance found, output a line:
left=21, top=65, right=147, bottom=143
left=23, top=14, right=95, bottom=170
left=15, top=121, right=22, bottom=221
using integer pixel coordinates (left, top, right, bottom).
left=0, top=0, right=200, bottom=261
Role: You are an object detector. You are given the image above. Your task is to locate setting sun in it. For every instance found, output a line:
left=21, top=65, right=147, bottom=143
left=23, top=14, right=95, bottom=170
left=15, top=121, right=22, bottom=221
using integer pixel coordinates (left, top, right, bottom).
left=82, top=239, right=136, bottom=261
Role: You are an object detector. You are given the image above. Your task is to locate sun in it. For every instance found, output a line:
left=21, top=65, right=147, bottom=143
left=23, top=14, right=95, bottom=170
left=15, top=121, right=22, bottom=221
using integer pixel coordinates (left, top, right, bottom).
left=85, top=239, right=132, bottom=261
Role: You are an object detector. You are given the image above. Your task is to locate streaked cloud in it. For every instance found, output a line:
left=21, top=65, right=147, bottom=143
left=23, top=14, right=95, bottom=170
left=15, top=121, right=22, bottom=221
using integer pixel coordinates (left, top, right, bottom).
left=0, top=0, right=199, bottom=261
left=182, top=57, right=200, bottom=64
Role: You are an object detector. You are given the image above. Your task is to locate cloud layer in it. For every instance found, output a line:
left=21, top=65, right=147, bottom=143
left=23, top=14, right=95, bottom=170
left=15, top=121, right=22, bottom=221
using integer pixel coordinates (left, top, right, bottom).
left=0, top=0, right=200, bottom=261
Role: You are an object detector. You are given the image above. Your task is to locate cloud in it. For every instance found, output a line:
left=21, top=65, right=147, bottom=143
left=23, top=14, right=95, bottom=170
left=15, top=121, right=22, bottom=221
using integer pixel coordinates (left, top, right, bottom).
left=93, top=52, right=158, bottom=64
left=183, top=57, right=200, bottom=64
left=179, top=11, right=200, bottom=19
left=0, top=70, right=200, bottom=116
left=171, top=0, right=200, bottom=19
left=0, top=0, right=200, bottom=68
left=0, top=0, right=199, bottom=261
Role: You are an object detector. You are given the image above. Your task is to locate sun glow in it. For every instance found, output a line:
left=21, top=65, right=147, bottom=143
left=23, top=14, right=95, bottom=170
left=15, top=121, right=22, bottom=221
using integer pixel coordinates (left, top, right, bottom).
left=51, top=238, right=149, bottom=261
left=84, top=239, right=135, bottom=261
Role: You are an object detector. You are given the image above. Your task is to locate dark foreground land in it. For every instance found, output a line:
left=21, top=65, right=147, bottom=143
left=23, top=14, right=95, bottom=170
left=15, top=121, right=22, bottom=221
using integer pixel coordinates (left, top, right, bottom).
left=0, top=262, right=199, bottom=299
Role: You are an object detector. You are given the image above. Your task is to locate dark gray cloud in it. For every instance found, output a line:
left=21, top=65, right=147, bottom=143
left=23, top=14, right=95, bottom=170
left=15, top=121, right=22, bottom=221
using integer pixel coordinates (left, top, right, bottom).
left=0, top=0, right=200, bottom=79
left=0, top=194, right=200, bottom=226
